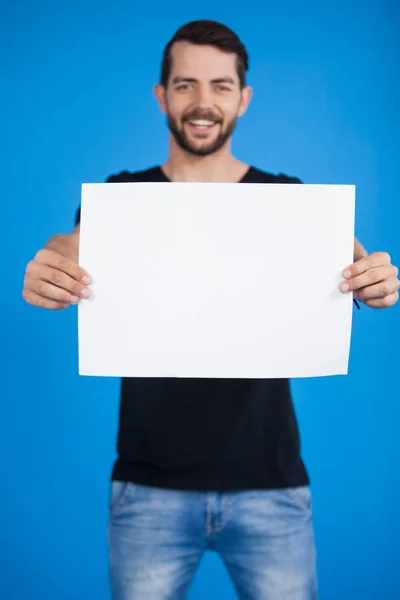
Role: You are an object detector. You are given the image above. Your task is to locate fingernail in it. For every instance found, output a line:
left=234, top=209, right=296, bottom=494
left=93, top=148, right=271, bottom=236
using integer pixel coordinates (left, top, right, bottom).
left=340, top=283, right=350, bottom=293
left=343, top=270, right=352, bottom=279
left=354, top=291, right=359, bottom=299
left=81, top=275, right=91, bottom=284
left=80, top=288, right=90, bottom=299
left=71, top=295, right=80, bottom=304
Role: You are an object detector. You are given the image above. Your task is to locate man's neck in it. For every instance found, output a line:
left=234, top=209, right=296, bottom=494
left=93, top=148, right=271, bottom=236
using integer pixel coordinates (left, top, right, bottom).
left=162, top=137, right=250, bottom=183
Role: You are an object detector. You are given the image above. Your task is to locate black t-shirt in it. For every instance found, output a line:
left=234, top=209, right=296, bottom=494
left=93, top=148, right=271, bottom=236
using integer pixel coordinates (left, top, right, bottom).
left=75, top=165, right=309, bottom=491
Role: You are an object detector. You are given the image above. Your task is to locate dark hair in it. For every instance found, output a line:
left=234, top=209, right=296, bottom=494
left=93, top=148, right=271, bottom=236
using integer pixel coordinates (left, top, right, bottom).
left=160, top=20, right=249, bottom=89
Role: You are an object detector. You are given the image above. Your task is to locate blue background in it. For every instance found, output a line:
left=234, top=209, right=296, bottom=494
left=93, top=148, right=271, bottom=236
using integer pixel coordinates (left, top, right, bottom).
left=1, top=0, right=399, bottom=598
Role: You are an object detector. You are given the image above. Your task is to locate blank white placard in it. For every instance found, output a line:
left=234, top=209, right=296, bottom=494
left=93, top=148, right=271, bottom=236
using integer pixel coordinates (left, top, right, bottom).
left=78, top=182, right=355, bottom=378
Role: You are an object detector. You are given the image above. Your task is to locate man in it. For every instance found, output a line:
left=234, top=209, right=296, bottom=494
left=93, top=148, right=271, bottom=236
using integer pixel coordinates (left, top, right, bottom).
left=22, top=19, right=399, bottom=600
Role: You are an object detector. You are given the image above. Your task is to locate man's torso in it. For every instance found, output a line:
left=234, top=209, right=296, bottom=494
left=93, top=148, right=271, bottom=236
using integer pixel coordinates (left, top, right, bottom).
left=76, top=165, right=309, bottom=491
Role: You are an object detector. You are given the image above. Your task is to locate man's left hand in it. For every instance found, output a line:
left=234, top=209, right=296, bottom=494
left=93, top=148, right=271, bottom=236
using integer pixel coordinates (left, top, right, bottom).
left=340, top=244, right=399, bottom=309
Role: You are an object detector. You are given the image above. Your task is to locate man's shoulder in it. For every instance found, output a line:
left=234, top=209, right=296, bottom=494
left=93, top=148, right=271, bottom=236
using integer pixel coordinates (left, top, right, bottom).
left=106, top=166, right=165, bottom=183
left=246, top=166, right=302, bottom=184
left=74, top=167, right=164, bottom=225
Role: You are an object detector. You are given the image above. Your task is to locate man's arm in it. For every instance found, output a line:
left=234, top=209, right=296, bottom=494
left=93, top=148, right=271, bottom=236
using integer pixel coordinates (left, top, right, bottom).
left=22, top=224, right=91, bottom=310
left=353, top=237, right=368, bottom=262
left=340, top=238, right=399, bottom=309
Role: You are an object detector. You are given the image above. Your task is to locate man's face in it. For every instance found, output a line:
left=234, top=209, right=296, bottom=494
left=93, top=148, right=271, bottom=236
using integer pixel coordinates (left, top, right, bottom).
left=156, top=42, right=251, bottom=156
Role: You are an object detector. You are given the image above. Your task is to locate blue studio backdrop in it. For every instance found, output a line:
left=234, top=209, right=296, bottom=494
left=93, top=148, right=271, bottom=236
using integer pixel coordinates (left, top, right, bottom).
left=1, top=1, right=399, bottom=599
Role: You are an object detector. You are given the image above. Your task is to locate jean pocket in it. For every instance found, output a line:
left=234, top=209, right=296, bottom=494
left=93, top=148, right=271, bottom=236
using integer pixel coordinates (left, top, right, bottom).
left=109, top=480, right=134, bottom=519
left=285, top=485, right=312, bottom=514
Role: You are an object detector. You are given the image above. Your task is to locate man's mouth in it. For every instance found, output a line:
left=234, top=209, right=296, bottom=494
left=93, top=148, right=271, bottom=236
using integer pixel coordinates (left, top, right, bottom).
left=185, top=119, right=221, bottom=133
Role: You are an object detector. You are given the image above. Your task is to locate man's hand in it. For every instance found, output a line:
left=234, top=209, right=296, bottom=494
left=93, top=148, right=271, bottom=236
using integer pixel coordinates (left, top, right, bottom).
left=340, top=239, right=399, bottom=309
left=22, top=229, right=92, bottom=310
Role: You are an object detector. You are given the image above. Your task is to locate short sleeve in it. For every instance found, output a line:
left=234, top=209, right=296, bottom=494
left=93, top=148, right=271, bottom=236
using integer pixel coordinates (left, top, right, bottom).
left=74, top=206, right=81, bottom=226
left=73, top=174, right=116, bottom=227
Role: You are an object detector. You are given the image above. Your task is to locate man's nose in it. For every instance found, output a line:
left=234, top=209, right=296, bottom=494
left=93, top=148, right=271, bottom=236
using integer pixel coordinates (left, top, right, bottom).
left=194, top=84, right=213, bottom=107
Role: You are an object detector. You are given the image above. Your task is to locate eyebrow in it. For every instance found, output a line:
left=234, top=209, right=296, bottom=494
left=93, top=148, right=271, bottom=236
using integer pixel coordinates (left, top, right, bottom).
left=171, top=76, right=236, bottom=85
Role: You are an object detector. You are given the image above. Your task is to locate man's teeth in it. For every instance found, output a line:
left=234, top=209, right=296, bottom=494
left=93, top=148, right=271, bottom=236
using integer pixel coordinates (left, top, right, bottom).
left=188, top=120, right=216, bottom=128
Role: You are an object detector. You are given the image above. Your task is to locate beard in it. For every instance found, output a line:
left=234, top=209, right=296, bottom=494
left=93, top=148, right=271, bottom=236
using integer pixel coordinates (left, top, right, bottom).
left=167, top=109, right=238, bottom=157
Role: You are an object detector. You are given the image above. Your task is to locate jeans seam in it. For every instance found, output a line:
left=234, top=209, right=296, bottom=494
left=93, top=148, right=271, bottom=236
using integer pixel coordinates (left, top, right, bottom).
left=206, top=494, right=213, bottom=537
left=286, top=486, right=311, bottom=514
left=214, top=495, right=230, bottom=533
left=110, top=481, right=133, bottom=520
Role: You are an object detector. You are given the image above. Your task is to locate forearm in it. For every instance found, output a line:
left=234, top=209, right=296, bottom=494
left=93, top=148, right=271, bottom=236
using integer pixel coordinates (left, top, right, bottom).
left=354, top=237, right=368, bottom=262
left=44, top=228, right=80, bottom=262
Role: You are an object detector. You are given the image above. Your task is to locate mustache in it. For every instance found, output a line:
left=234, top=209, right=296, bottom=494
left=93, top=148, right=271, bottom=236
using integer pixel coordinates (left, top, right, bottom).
left=182, top=110, right=223, bottom=123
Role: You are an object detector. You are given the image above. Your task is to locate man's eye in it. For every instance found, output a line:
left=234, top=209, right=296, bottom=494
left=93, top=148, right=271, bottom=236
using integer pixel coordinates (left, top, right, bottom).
left=176, top=84, right=191, bottom=91
left=216, top=85, right=231, bottom=92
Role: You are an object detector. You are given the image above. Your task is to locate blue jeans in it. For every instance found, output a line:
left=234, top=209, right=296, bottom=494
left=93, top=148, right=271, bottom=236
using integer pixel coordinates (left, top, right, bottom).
left=108, top=481, right=317, bottom=600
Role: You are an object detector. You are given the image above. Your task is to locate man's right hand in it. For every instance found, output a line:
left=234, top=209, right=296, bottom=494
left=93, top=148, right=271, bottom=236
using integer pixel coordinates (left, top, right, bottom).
left=22, top=229, right=92, bottom=310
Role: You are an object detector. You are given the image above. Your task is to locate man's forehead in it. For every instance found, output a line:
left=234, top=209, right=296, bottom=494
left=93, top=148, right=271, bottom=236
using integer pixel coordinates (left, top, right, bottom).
left=170, top=41, right=239, bottom=79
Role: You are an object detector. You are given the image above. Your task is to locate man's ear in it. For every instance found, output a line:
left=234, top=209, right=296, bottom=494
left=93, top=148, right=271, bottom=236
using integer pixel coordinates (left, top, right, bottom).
left=154, top=83, right=167, bottom=115
left=238, top=86, right=253, bottom=118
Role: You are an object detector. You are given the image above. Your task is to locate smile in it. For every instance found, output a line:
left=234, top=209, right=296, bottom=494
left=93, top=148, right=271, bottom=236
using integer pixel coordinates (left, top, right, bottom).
left=185, top=120, right=220, bottom=133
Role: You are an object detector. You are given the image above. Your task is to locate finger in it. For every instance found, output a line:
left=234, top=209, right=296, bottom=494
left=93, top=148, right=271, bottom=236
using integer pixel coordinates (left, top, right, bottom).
left=363, top=290, right=399, bottom=309
left=354, top=277, right=400, bottom=301
left=25, top=261, right=91, bottom=299
left=340, top=265, right=398, bottom=293
left=342, top=252, right=391, bottom=279
left=34, top=249, right=91, bottom=284
left=22, top=288, right=70, bottom=310
left=24, top=274, right=83, bottom=305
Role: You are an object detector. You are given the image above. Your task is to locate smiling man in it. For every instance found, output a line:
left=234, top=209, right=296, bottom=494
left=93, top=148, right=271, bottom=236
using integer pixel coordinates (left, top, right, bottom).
left=162, top=61, right=246, bottom=157
left=23, top=19, right=399, bottom=600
